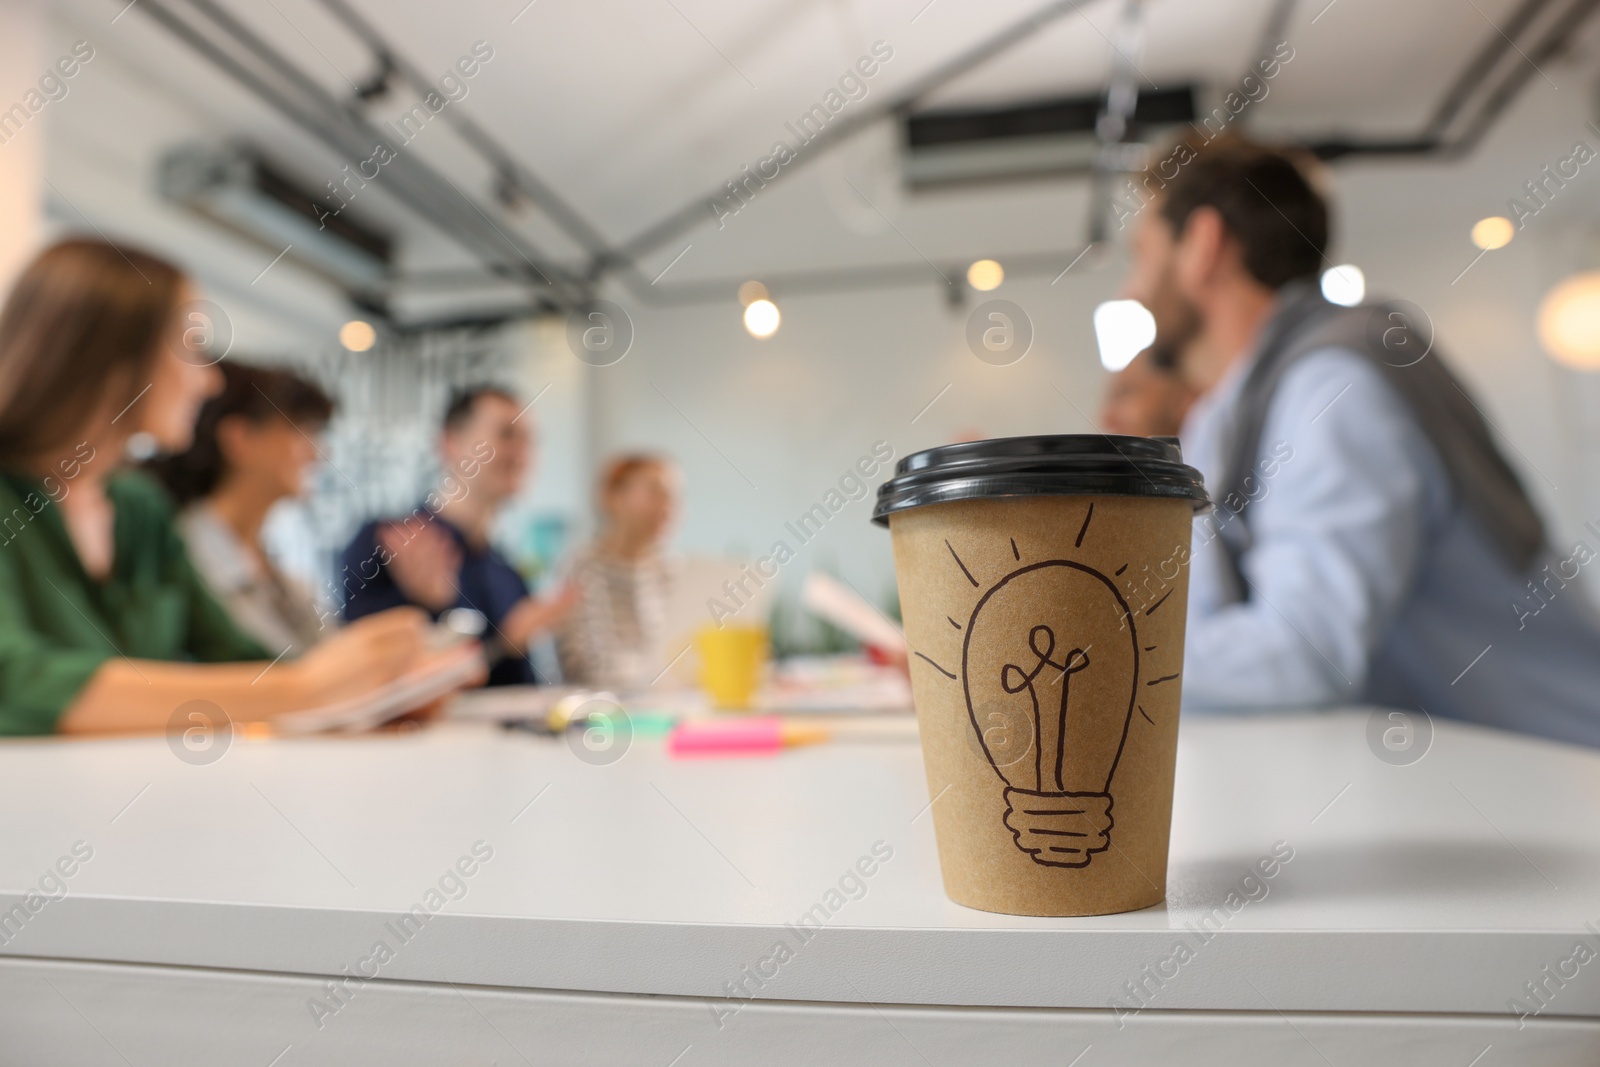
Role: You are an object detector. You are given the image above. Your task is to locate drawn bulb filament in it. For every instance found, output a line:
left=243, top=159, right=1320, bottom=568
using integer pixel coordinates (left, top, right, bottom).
left=1000, top=624, right=1091, bottom=793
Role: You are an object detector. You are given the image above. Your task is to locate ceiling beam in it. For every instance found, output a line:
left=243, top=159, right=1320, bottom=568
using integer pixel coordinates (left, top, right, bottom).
left=125, top=0, right=1600, bottom=318
left=309, top=0, right=654, bottom=296
left=1308, top=0, right=1598, bottom=159
left=609, top=0, right=1108, bottom=288
left=129, top=0, right=593, bottom=313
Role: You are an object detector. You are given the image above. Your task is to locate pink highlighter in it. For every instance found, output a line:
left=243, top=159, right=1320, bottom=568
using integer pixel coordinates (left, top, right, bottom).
left=667, top=716, right=828, bottom=758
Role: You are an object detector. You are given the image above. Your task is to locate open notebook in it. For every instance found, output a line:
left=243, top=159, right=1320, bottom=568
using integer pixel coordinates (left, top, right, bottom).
left=271, top=640, right=487, bottom=735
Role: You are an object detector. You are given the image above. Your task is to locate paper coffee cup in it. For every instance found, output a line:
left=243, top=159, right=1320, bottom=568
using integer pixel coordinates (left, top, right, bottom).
left=873, top=435, right=1210, bottom=916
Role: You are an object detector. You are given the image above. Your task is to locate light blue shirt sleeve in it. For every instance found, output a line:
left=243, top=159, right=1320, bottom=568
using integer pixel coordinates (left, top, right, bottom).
left=1181, top=348, right=1445, bottom=710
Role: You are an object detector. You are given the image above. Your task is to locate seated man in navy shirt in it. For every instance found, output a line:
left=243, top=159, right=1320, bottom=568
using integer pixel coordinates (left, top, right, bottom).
left=340, top=385, right=576, bottom=686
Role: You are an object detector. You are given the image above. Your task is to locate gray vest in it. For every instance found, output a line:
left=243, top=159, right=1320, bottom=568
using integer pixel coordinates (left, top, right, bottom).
left=1216, top=281, right=1545, bottom=592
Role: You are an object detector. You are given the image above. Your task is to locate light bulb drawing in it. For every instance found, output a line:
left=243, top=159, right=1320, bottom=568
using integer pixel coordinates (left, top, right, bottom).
left=910, top=507, right=1183, bottom=869
left=1000, top=625, right=1092, bottom=796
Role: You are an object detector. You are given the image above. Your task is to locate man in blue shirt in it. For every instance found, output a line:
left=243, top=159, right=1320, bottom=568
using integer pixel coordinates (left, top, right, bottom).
left=1120, top=137, right=1600, bottom=747
left=340, top=386, right=576, bottom=686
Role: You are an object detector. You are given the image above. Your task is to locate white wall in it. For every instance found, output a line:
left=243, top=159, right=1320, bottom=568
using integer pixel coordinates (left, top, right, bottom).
left=39, top=2, right=351, bottom=351
left=590, top=262, right=1116, bottom=618
left=0, top=0, right=44, bottom=291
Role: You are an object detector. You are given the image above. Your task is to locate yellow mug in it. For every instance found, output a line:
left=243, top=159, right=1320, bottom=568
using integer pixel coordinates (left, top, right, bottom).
left=695, top=625, right=768, bottom=710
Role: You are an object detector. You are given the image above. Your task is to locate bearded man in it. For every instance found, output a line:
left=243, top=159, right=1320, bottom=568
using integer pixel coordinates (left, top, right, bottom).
left=1120, top=136, right=1600, bottom=746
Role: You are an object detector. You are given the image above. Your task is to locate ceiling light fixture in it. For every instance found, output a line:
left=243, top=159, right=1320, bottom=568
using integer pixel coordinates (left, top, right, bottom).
left=1093, top=300, right=1155, bottom=371
left=339, top=319, right=377, bottom=352
left=1538, top=271, right=1600, bottom=369
left=967, top=259, right=1004, bottom=291
left=743, top=298, right=780, bottom=339
left=1320, top=265, right=1365, bottom=307
left=1471, top=216, right=1514, bottom=251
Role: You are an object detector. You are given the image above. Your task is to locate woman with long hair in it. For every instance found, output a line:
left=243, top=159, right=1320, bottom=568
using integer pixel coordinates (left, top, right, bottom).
left=0, top=238, right=446, bottom=736
left=148, top=361, right=336, bottom=658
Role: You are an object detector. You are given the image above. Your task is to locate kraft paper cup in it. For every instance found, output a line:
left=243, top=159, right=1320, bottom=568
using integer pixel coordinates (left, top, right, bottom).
left=872, top=435, right=1210, bottom=916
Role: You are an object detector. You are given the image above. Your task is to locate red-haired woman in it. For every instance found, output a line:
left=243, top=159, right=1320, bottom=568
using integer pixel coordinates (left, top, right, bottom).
left=557, top=454, right=680, bottom=688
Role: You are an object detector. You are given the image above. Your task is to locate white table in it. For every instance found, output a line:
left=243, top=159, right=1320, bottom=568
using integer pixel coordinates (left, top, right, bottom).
left=2, top=709, right=1598, bottom=1065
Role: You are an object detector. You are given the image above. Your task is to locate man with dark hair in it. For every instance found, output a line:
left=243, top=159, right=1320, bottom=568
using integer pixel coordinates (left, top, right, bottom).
left=1123, top=137, right=1600, bottom=746
left=339, top=385, right=576, bottom=686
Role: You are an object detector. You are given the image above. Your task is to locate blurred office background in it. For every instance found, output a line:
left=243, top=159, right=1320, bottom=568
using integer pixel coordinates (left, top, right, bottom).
left=6, top=0, right=1600, bottom=639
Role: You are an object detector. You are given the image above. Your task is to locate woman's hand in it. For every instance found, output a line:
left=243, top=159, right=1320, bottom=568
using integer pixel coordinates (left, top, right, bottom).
left=288, top=606, right=432, bottom=706
left=62, top=607, right=466, bottom=736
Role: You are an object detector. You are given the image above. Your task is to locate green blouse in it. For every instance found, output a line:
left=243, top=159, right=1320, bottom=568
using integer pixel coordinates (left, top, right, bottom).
left=0, top=469, right=268, bottom=736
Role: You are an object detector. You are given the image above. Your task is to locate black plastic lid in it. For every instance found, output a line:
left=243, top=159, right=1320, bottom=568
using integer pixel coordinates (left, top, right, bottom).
left=872, top=434, right=1211, bottom=525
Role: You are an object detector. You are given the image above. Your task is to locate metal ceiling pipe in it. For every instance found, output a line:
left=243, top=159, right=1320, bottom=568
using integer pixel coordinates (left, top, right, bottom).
left=1309, top=0, right=1600, bottom=160
left=125, top=0, right=1600, bottom=315
left=309, top=0, right=653, bottom=294
left=1436, top=0, right=1600, bottom=156
left=1086, top=0, right=1147, bottom=246
left=176, top=0, right=582, bottom=300
left=178, top=0, right=587, bottom=304
left=611, top=0, right=1106, bottom=286
left=1427, top=0, right=1565, bottom=139
left=128, top=0, right=592, bottom=313
left=638, top=0, right=1600, bottom=305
